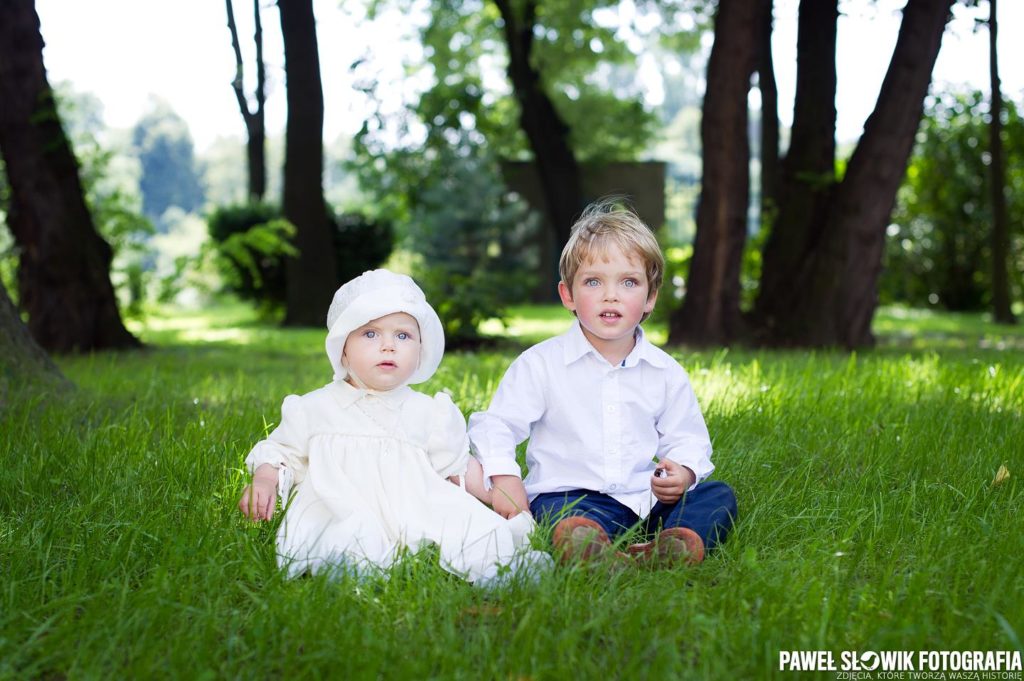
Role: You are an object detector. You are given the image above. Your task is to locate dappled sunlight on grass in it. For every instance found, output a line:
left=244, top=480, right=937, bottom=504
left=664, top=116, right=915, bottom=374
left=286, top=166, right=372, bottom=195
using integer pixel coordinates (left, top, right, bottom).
left=875, top=304, right=1024, bottom=351
left=7, top=299, right=1024, bottom=677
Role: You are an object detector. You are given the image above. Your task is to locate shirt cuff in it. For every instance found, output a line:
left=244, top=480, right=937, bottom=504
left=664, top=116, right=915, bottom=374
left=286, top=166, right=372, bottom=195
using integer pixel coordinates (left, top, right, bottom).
left=478, top=457, right=523, bottom=491
left=665, top=454, right=714, bottom=492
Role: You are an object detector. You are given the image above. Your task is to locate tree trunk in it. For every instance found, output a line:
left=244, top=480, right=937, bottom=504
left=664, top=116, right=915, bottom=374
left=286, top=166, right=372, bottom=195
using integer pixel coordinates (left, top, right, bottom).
left=668, top=0, right=761, bottom=346
left=0, top=0, right=139, bottom=353
left=278, top=0, right=337, bottom=326
left=756, top=0, right=953, bottom=348
left=226, top=0, right=267, bottom=201
left=493, top=0, right=584, bottom=252
left=758, top=0, right=780, bottom=219
left=751, top=0, right=837, bottom=342
left=988, top=0, right=1016, bottom=324
left=0, top=279, right=69, bottom=402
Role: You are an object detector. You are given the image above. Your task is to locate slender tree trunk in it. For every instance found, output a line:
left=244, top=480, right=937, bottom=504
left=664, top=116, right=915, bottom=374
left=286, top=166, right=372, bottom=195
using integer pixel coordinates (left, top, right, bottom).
left=756, top=0, right=953, bottom=348
left=668, top=0, right=761, bottom=345
left=751, top=0, right=837, bottom=342
left=988, top=0, right=1016, bottom=324
left=493, top=0, right=584, bottom=252
left=278, top=0, right=336, bottom=326
left=0, top=279, right=69, bottom=402
left=0, top=0, right=139, bottom=353
left=226, top=0, right=267, bottom=201
left=758, top=0, right=780, bottom=219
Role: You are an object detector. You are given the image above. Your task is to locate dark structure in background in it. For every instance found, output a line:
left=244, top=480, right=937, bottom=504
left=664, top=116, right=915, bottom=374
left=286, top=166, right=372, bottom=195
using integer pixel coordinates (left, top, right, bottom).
left=494, top=0, right=585, bottom=253
left=987, top=0, right=1016, bottom=325
left=278, top=0, right=337, bottom=326
left=0, top=0, right=138, bottom=352
left=225, top=0, right=267, bottom=202
left=669, top=0, right=761, bottom=346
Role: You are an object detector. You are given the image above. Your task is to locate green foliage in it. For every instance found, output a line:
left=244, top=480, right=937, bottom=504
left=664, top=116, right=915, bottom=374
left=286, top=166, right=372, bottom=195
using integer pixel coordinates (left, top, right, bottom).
left=207, top=202, right=286, bottom=305
left=206, top=203, right=395, bottom=315
left=410, top=157, right=539, bottom=343
left=356, top=121, right=539, bottom=344
left=0, top=84, right=155, bottom=317
left=132, top=98, right=205, bottom=222
left=883, top=90, right=1024, bottom=310
left=365, top=0, right=667, bottom=162
left=2, top=304, right=1022, bottom=676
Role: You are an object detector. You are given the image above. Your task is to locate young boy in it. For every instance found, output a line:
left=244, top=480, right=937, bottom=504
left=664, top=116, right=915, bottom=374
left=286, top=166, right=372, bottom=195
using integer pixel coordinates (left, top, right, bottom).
left=466, top=203, right=736, bottom=565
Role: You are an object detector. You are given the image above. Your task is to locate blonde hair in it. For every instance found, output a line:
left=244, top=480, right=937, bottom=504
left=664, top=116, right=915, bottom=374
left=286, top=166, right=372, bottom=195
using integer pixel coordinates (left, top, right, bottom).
left=559, top=200, right=665, bottom=307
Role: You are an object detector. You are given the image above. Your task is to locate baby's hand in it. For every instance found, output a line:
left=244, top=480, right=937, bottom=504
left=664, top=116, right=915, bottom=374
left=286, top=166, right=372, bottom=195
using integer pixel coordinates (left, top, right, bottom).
left=239, top=465, right=279, bottom=521
left=651, top=459, right=696, bottom=505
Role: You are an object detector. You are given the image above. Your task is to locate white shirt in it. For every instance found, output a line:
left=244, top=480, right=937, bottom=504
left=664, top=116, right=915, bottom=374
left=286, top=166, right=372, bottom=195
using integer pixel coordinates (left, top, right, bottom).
left=467, top=322, right=714, bottom=518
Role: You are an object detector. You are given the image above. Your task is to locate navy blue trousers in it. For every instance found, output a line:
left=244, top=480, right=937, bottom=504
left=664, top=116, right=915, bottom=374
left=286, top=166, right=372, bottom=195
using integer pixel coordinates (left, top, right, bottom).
left=530, top=480, right=737, bottom=552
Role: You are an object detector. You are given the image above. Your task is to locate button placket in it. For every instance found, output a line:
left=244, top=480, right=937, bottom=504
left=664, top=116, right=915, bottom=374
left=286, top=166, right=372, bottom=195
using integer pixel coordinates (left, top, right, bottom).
left=602, top=370, right=622, bottom=489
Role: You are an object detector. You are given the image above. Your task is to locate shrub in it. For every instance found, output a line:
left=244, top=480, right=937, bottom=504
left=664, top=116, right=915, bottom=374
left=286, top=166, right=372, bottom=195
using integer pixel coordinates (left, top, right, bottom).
left=207, top=203, right=395, bottom=311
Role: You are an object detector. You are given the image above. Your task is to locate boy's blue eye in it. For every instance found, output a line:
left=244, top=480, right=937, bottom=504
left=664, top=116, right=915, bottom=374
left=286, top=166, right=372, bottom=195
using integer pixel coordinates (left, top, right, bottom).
left=584, top=278, right=599, bottom=287
left=623, top=279, right=637, bottom=288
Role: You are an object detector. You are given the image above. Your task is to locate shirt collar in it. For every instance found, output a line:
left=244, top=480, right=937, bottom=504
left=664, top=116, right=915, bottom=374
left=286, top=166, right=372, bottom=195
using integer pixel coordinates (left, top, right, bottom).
left=329, top=379, right=413, bottom=409
left=562, top=320, right=669, bottom=369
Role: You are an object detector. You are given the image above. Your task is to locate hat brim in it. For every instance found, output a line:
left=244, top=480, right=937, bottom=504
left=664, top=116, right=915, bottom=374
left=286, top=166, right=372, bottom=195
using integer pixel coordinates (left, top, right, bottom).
left=325, top=287, right=444, bottom=385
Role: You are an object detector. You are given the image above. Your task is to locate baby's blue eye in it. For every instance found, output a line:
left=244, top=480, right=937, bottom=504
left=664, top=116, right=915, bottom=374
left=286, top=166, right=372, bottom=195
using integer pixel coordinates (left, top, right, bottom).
left=363, top=330, right=377, bottom=339
left=397, top=332, right=410, bottom=341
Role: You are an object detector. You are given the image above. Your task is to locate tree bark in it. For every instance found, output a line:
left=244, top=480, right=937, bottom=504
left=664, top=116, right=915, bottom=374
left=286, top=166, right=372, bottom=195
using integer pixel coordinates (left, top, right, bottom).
left=751, top=0, right=837, bottom=341
left=0, top=279, right=69, bottom=402
left=278, top=0, right=337, bottom=326
left=668, top=0, right=761, bottom=346
left=987, top=0, right=1016, bottom=324
left=0, top=0, right=139, bottom=353
left=755, top=0, right=953, bottom=348
left=758, top=0, right=780, bottom=219
left=226, top=0, right=267, bottom=201
left=493, top=0, right=584, bottom=251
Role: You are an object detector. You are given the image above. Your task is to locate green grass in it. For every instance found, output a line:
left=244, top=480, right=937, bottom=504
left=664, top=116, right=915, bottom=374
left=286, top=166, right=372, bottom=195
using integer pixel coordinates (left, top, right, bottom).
left=2, top=304, right=1023, bottom=679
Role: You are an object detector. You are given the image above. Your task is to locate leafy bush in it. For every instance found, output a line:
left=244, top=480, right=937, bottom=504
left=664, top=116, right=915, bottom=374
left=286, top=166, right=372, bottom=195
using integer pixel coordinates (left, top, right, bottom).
left=354, top=123, right=539, bottom=345
left=206, top=203, right=394, bottom=312
left=882, top=90, right=1024, bottom=310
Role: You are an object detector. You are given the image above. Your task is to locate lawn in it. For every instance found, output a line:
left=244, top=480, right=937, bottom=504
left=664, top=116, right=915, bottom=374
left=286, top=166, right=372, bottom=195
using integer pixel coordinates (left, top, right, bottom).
left=1, top=304, right=1022, bottom=679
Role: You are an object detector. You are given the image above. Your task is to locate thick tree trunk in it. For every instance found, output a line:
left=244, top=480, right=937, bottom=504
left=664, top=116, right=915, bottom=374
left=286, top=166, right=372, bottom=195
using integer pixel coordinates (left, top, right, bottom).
left=0, top=0, right=139, bottom=353
left=988, top=0, right=1016, bottom=324
left=668, top=0, right=761, bottom=346
left=756, top=0, right=953, bottom=348
left=758, top=0, right=780, bottom=218
left=226, top=0, right=267, bottom=201
left=751, top=0, right=837, bottom=341
left=278, top=0, right=336, bottom=326
left=493, top=0, right=584, bottom=251
left=0, top=280, right=69, bottom=401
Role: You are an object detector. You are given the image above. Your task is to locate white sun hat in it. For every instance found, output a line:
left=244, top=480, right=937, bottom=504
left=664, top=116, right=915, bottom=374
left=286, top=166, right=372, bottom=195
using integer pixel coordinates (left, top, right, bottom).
left=325, top=269, right=444, bottom=385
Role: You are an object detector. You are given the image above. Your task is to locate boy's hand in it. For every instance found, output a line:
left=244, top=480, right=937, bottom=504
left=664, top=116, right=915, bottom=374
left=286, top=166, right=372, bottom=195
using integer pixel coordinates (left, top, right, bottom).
left=490, top=475, right=530, bottom=519
left=239, top=464, right=279, bottom=521
left=651, top=459, right=696, bottom=505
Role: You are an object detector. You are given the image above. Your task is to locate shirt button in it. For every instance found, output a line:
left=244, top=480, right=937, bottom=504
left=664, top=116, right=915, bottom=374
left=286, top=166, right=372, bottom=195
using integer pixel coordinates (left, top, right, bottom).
left=606, top=405, right=617, bottom=413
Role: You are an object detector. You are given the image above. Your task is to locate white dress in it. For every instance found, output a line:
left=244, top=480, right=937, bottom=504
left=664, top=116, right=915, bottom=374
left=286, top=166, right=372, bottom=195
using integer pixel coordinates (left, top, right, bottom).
left=245, top=380, right=534, bottom=582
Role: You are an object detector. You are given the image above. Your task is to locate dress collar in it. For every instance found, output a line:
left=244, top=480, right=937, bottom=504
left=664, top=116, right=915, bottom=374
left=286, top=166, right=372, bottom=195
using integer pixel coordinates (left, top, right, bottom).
left=329, top=379, right=413, bottom=409
left=561, top=320, right=669, bottom=369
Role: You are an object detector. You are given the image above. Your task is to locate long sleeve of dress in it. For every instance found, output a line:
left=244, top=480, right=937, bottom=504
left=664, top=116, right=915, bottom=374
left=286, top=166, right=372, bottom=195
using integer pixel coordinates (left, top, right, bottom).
left=244, top=394, right=310, bottom=498
left=424, top=392, right=470, bottom=480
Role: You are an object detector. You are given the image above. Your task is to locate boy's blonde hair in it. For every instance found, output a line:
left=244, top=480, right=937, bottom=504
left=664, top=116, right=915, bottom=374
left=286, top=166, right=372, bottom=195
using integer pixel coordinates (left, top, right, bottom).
left=559, top=200, right=665, bottom=305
